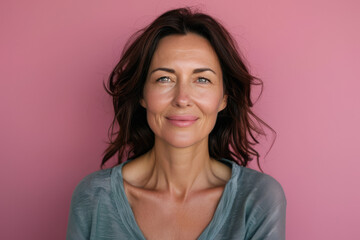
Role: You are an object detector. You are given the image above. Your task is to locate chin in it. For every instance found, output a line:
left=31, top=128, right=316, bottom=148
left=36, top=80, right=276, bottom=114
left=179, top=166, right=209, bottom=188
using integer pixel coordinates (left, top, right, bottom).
left=158, top=133, right=208, bottom=149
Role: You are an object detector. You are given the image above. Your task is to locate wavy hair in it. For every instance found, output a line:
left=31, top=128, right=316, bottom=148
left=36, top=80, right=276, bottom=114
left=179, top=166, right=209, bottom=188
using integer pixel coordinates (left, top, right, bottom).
left=102, top=7, right=275, bottom=169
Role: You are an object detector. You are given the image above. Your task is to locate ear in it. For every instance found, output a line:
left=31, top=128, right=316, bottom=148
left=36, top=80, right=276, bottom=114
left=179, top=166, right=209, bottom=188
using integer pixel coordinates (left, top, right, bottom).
left=140, top=98, right=147, bottom=108
left=218, top=94, right=227, bottom=112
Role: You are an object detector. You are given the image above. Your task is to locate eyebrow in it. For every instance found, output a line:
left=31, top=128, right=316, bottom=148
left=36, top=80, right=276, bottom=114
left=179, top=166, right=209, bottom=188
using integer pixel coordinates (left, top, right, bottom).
left=150, top=67, right=216, bottom=75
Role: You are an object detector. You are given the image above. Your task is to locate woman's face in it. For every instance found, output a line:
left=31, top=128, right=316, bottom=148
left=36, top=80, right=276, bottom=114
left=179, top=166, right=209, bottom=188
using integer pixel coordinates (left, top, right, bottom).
left=141, top=33, right=227, bottom=149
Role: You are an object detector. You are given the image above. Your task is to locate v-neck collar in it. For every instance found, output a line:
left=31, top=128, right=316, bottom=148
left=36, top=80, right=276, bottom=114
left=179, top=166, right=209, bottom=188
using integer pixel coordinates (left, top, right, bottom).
left=110, top=158, right=239, bottom=240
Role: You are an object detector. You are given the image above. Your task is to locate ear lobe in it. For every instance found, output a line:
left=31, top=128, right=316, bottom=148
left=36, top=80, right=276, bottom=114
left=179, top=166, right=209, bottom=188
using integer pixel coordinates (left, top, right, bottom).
left=218, top=94, right=227, bottom=112
left=140, top=99, right=147, bottom=108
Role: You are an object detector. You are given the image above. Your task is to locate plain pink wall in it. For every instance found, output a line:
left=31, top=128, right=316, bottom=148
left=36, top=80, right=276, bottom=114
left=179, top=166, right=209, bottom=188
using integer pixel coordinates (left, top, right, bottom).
left=1, top=0, right=359, bottom=239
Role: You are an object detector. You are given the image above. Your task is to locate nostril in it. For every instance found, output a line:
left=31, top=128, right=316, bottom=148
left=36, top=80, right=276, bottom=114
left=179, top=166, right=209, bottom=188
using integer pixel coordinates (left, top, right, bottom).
left=173, top=96, right=192, bottom=107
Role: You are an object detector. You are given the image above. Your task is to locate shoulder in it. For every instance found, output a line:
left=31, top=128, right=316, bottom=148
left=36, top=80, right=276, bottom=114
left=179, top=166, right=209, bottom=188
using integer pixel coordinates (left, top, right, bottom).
left=67, top=168, right=114, bottom=239
left=226, top=164, right=287, bottom=237
left=228, top=163, right=286, bottom=215
left=70, top=168, right=113, bottom=205
left=238, top=166, right=286, bottom=203
left=235, top=167, right=287, bottom=239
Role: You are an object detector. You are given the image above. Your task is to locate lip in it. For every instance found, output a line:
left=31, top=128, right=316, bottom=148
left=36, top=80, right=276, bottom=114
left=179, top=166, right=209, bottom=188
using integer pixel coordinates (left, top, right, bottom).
left=166, top=115, right=198, bottom=127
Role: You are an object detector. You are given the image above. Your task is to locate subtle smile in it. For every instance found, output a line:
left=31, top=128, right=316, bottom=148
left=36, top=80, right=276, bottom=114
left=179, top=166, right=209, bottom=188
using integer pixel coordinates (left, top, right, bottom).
left=166, top=115, right=198, bottom=127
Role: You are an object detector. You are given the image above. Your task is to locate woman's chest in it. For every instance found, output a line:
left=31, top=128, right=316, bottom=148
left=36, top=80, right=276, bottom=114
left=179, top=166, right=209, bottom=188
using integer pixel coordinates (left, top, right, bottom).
left=127, top=187, right=225, bottom=240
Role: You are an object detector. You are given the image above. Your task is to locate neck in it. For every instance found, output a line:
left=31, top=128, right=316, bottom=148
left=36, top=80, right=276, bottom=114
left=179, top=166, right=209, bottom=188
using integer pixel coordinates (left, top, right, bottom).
left=145, top=137, right=214, bottom=200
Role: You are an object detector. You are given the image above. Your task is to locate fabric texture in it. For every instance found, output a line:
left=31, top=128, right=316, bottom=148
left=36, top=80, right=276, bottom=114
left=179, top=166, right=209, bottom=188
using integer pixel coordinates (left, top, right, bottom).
left=66, top=159, right=286, bottom=240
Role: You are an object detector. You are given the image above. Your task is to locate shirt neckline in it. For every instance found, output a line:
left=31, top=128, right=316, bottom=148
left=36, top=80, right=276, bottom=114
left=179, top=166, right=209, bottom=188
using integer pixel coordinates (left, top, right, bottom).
left=110, top=158, right=239, bottom=240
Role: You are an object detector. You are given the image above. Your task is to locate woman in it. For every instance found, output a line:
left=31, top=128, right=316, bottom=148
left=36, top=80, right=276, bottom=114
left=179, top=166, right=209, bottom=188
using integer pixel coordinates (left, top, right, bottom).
left=67, top=8, right=286, bottom=240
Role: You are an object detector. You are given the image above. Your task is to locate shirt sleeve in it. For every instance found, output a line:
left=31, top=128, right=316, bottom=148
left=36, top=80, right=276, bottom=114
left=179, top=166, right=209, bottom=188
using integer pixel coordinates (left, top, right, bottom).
left=245, top=175, right=287, bottom=240
left=247, top=201, right=286, bottom=240
left=66, top=177, right=93, bottom=240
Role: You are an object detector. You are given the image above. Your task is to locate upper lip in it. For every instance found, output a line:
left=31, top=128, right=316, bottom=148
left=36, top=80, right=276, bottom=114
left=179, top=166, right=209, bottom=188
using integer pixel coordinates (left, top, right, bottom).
left=166, top=115, right=198, bottom=121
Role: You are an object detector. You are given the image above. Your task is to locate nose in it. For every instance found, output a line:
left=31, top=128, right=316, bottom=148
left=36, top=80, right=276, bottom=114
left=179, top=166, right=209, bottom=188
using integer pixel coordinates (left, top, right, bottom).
left=172, top=81, right=192, bottom=108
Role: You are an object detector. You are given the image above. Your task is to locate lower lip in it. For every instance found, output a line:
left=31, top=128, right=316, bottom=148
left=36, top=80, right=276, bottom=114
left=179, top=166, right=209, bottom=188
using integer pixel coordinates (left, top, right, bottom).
left=166, top=119, right=197, bottom=127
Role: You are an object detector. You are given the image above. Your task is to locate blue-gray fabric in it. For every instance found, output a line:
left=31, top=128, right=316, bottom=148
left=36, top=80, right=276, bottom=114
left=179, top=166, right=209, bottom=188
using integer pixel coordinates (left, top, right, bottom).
left=66, top=159, right=286, bottom=240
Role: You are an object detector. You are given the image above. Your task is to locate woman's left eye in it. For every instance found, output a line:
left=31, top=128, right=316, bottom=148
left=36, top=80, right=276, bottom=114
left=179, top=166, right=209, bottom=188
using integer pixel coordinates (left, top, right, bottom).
left=197, top=77, right=210, bottom=83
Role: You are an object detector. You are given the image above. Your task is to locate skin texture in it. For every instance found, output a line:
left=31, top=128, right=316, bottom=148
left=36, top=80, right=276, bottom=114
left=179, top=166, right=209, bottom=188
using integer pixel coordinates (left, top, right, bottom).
left=122, top=33, right=232, bottom=240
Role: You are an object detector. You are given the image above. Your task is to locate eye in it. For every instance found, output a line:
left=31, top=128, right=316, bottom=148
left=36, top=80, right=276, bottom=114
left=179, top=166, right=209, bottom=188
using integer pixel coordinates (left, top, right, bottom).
left=196, top=77, right=211, bottom=84
left=156, top=76, right=171, bottom=83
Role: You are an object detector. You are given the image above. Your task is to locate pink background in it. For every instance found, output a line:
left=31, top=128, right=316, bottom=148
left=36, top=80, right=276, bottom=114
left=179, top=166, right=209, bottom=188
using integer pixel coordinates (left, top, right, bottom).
left=1, top=0, right=359, bottom=239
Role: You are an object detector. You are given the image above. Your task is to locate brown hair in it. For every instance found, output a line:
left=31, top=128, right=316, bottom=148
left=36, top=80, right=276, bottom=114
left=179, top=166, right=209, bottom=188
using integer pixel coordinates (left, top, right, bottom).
left=102, top=7, right=274, bottom=169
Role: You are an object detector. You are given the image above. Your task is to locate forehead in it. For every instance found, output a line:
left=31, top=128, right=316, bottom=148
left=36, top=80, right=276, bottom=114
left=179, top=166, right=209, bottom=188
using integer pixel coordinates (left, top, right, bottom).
left=150, top=33, right=221, bottom=70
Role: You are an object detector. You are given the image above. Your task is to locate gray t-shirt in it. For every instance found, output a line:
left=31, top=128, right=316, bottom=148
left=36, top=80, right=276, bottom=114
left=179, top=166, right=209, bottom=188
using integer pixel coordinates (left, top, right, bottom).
left=66, top=159, right=286, bottom=240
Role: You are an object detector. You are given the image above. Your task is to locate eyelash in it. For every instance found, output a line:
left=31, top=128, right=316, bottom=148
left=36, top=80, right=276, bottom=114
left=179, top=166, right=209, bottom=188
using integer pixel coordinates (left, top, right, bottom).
left=156, top=76, right=211, bottom=84
left=156, top=76, right=171, bottom=82
left=197, top=77, right=211, bottom=84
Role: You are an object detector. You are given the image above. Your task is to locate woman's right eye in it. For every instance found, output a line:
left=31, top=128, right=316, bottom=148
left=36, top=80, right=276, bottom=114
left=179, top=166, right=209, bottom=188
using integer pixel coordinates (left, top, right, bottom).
left=156, top=76, right=171, bottom=83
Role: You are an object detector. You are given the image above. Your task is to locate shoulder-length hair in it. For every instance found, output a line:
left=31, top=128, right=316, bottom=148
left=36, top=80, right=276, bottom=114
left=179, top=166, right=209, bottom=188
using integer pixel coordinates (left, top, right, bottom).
left=102, top=7, right=274, bottom=169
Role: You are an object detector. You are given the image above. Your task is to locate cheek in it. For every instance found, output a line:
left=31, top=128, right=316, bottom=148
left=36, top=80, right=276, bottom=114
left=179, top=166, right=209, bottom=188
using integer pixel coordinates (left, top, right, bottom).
left=143, top=91, right=170, bottom=114
left=142, top=89, right=172, bottom=134
left=197, top=91, right=225, bottom=114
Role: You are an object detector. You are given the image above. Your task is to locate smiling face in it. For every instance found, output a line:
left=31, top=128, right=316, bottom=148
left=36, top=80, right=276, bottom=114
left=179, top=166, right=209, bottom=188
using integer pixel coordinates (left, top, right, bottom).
left=140, top=33, right=227, bottom=149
